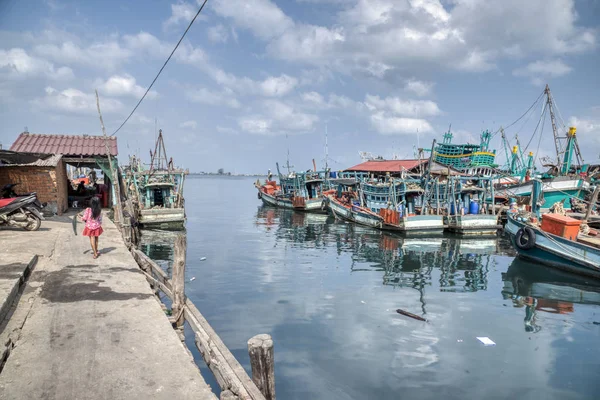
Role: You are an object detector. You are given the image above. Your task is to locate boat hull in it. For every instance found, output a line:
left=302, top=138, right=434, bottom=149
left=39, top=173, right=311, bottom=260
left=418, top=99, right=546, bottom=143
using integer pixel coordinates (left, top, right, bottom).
left=259, top=190, right=326, bottom=213
left=495, top=178, right=589, bottom=209
left=139, top=208, right=186, bottom=229
left=446, top=214, right=501, bottom=235
left=505, top=216, right=600, bottom=279
left=328, top=198, right=444, bottom=234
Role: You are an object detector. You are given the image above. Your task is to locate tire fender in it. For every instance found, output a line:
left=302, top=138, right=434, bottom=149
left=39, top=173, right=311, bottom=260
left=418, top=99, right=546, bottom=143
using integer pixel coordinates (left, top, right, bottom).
left=515, top=226, right=536, bottom=250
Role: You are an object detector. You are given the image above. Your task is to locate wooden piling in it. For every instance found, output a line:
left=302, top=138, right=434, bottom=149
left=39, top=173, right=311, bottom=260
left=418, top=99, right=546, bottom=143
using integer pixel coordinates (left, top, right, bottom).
left=247, top=334, right=275, bottom=400
left=172, top=234, right=186, bottom=329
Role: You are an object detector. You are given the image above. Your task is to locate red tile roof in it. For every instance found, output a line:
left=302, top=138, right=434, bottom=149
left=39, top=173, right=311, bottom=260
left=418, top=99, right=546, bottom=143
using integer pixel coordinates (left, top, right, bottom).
left=345, top=159, right=426, bottom=173
left=10, top=133, right=118, bottom=156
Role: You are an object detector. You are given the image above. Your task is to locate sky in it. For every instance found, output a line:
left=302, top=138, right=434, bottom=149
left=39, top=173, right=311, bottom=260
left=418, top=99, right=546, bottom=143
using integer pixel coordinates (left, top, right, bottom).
left=0, top=0, right=599, bottom=174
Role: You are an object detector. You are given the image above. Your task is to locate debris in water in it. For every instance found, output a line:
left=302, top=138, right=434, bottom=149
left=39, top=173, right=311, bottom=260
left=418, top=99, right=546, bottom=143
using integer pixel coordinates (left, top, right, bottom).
left=476, top=337, right=496, bottom=346
left=190, top=277, right=196, bottom=282
left=457, top=339, right=463, bottom=343
left=361, top=300, right=366, bottom=304
left=592, top=321, right=600, bottom=325
left=200, top=257, right=207, bottom=261
left=396, top=309, right=427, bottom=322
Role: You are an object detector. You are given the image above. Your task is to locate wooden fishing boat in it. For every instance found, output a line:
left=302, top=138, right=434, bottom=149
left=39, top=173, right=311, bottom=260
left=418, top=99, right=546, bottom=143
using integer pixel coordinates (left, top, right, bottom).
left=125, top=130, right=187, bottom=229
left=255, top=168, right=329, bottom=213
left=505, top=181, right=600, bottom=279
left=444, top=176, right=501, bottom=235
left=325, top=180, right=445, bottom=234
left=494, top=86, right=591, bottom=209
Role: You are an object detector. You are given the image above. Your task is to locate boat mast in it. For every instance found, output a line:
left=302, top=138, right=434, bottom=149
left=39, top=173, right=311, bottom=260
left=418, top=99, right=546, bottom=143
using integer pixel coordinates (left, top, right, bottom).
left=150, top=129, right=169, bottom=172
left=284, top=135, right=294, bottom=175
left=545, top=85, right=563, bottom=172
left=325, top=124, right=329, bottom=171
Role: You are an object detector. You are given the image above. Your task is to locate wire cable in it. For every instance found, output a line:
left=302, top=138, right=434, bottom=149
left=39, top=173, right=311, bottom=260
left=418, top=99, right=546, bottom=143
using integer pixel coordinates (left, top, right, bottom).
left=110, top=0, right=209, bottom=136
left=491, top=90, right=545, bottom=139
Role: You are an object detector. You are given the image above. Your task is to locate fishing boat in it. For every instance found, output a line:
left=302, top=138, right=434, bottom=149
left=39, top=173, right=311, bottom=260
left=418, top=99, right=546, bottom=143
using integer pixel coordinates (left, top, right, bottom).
left=494, top=85, right=590, bottom=209
left=255, top=164, right=330, bottom=213
left=505, top=180, right=600, bottom=279
left=326, top=176, right=445, bottom=234
left=444, top=175, right=501, bottom=235
left=125, top=130, right=187, bottom=229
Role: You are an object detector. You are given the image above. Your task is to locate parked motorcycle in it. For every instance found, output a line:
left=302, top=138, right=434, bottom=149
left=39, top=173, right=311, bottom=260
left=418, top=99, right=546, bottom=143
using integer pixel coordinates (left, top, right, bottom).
left=0, top=184, right=45, bottom=231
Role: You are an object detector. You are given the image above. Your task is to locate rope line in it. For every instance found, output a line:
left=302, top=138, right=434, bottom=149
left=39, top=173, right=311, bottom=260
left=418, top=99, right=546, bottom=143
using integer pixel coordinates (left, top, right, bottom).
left=111, top=0, right=209, bottom=136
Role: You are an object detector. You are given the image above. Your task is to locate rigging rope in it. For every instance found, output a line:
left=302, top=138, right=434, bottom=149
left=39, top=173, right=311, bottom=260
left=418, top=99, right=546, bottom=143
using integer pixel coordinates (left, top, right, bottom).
left=111, top=0, right=209, bottom=136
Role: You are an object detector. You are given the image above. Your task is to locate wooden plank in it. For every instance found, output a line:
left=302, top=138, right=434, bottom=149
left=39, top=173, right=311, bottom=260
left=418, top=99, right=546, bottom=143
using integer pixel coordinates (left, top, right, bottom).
left=185, top=300, right=266, bottom=400
left=172, top=234, right=186, bottom=329
left=131, top=249, right=172, bottom=291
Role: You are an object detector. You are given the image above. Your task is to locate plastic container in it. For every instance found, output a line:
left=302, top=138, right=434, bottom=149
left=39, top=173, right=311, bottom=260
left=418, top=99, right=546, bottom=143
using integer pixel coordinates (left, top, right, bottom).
left=540, top=214, right=581, bottom=240
left=469, top=199, right=480, bottom=215
left=330, top=171, right=337, bottom=178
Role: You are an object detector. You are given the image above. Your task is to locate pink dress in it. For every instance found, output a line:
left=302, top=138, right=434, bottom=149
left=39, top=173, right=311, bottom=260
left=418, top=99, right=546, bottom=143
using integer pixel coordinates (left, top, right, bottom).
left=82, top=208, right=103, bottom=237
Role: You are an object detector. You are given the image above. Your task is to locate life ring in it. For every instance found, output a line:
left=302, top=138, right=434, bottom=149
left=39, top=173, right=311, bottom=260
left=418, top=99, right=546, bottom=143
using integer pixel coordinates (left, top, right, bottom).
left=257, top=191, right=262, bottom=199
left=515, top=226, right=536, bottom=250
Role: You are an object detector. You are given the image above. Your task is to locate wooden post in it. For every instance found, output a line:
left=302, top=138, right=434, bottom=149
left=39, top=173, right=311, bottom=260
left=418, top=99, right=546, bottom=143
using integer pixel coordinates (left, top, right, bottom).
left=247, top=334, right=275, bottom=400
left=584, top=186, right=600, bottom=223
left=172, top=234, right=186, bottom=330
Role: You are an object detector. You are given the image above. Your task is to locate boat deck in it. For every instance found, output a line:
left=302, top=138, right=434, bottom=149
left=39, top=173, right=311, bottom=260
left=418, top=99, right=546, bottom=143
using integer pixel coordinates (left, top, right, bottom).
left=577, top=235, right=600, bottom=250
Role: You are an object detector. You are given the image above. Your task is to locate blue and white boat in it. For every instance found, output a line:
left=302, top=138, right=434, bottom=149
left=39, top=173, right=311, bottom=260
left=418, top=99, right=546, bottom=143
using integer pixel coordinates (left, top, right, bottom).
left=505, top=180, right=600, bottom=279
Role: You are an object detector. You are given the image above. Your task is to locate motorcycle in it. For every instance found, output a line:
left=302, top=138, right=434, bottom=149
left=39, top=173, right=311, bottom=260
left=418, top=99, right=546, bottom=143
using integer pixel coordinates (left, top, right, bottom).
left=0, top=184, right=45, bottom=231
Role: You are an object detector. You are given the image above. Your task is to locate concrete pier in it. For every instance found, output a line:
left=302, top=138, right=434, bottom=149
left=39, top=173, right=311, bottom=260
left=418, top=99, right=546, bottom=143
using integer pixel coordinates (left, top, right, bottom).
left=0, top=213, right=217, bottom=399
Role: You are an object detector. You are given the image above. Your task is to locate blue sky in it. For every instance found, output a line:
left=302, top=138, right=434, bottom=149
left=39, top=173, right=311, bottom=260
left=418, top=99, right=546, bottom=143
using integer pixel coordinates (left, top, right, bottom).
left=1, top=0, right=599, bottom=173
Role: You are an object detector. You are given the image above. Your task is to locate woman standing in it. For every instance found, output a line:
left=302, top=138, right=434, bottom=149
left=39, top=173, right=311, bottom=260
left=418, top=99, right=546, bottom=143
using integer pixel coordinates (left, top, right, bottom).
left=80, top=197, right=103, bottom=259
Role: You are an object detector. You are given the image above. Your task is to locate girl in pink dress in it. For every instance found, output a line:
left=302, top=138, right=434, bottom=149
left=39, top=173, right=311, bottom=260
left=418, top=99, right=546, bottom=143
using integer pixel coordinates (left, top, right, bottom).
left=80, top=196, right=103, bottom=259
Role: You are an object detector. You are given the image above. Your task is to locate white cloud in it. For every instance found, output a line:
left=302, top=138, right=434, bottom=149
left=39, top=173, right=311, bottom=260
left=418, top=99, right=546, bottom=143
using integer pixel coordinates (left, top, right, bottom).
left=370, top=112, right=433, bottom=135
left=513, top=59, right=572, bottom=85
left=267, top=24, right=345, bottom=64
left=404, top=79, right=434, bottom=97
left=207, top=24, right=229, bottom=43
left=302, top=91, right=326, bottom=106
left=259, top=75, right=298, bottom=97
left=216, top=125, right=238, bottom=134
left=179, top=120, right=198, bottom=129
left=239, top=117, right=272, bottom=134
left=0, top=48, right=74, bottom=80
left=97, top=74, right=157, bottom=99
left=33, top=86, right=122, bottom=115
left=163, top=1, right=202, bottom=30
left=185, top=87, right=241, bottom=108
left=34, top=41, right=132, bottom=71
left=238, top=99, right=319, bottom=135
left=364, top=94, right=441, bottom=117
left=568, top=116, right=600, bottom=135
left=211, top=0, right=294, bottom=40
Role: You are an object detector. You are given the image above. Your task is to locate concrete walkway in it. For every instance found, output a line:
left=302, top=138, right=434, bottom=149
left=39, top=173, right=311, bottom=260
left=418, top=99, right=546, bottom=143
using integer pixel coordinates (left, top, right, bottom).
left=0, top=213, right=216, bottom=399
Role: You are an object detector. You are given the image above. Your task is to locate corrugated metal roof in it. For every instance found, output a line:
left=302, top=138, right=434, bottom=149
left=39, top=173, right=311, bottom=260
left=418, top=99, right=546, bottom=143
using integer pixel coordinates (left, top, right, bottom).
left=0, top=151, right=62, bottom=167
left=345, top=159, right=426, bottom=173
left=10, top=133, right=118, bottom=156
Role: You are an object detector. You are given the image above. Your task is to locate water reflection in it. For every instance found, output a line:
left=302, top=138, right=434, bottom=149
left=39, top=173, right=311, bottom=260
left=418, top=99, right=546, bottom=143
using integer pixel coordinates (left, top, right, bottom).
left=138, top=229, right=184, bottom=275
left=502, top=258, right=600, bottom=333
left=256, top=206, right=506, bottom=295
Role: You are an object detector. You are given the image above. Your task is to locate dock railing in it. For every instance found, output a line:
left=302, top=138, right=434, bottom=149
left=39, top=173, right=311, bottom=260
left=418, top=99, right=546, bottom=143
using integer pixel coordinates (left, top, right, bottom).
left=131, top=235, right=275, bottom=400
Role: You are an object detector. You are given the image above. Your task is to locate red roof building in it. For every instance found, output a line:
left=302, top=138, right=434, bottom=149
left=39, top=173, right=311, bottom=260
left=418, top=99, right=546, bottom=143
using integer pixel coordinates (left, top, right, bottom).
left=10, top=133, right=118, bottom=157
left=344, top=159, right=426, bottom=173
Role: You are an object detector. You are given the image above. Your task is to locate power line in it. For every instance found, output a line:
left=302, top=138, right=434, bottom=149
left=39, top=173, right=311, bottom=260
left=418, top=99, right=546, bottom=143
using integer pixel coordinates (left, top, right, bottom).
left=111, top=0, right=209, bottom=136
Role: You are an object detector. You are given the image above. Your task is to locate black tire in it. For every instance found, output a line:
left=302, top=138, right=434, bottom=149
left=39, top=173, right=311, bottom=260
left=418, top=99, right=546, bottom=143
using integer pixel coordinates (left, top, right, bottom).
left=515, top=226, right=536, bottom=250
left=24, top=215, right=41, bottom=231
left=257, top=191, right=262, bottom=200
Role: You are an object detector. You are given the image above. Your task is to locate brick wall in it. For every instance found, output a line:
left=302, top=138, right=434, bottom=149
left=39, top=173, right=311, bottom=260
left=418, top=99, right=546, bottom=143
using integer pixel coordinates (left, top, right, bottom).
left=0, top=164, right=68, bottom=215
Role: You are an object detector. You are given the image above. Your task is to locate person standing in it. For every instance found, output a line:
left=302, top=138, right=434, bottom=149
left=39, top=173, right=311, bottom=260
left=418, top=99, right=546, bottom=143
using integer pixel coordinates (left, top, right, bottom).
left=79, top=197, right=103, bottom=259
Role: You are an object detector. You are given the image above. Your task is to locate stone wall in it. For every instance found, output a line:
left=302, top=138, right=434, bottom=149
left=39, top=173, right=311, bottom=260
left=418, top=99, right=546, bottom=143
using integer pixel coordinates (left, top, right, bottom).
left=0, top=162, right=68, bottom=215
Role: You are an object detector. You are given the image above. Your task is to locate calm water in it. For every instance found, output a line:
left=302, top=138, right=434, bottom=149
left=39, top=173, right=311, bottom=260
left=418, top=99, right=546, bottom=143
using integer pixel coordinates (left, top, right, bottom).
left=141, top=176, right=600, bottom=400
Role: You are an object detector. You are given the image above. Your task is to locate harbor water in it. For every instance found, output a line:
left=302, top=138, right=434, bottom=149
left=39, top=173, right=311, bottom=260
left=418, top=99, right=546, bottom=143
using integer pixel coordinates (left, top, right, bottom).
left=141, top=176, right=600, bottom=400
